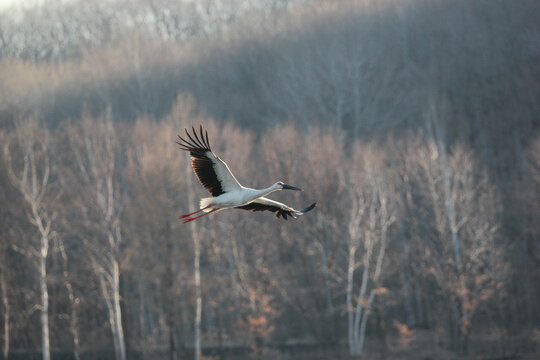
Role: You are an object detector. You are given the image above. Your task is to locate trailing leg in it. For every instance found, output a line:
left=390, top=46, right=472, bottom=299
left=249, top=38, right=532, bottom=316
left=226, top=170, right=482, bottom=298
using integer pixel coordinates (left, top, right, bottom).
left=183, top=209, right=218, bottom=224
left=179, top=205, right=211, bottom=219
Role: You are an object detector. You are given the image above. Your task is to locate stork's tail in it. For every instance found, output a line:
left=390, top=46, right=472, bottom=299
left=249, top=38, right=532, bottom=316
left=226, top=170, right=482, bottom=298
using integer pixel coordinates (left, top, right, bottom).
left=199, top=198, right=214, bottom=212
left=294, top=202, right=317, bottom=216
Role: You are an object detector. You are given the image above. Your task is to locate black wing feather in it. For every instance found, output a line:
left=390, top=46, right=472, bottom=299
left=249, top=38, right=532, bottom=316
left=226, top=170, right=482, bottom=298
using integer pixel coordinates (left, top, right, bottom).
left=236, top=202, right=317, bottom=221
left=177, top=126, right=224, bottom=196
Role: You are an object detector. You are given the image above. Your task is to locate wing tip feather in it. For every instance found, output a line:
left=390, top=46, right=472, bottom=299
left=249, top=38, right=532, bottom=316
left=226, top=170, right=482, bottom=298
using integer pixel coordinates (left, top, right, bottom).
left=177, top=125, right=212, bottom=152
left=299, top=202, right=317, bottom=214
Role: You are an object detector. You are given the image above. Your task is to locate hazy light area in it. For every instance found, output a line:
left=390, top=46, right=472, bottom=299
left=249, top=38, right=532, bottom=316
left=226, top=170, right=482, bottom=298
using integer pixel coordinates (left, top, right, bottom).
left=0, top=0, right=73, bottom=12
left=0, top=0, right=34, bottom=10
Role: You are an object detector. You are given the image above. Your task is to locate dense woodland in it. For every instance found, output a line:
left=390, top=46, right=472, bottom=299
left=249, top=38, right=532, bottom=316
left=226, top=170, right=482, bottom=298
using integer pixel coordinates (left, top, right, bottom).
left=1, top=0, right=539, bottom=359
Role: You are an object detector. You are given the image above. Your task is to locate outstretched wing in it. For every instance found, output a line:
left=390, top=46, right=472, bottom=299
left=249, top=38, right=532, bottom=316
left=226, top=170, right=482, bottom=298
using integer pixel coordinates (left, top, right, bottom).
left=236, top=197, right=316, bottom=220
left=177, top=125, right=242, bottom=196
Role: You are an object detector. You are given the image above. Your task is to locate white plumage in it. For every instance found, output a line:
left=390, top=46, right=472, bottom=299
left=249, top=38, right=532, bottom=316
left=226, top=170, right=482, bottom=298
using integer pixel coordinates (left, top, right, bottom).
left=177, top=125, right=316, bottom=223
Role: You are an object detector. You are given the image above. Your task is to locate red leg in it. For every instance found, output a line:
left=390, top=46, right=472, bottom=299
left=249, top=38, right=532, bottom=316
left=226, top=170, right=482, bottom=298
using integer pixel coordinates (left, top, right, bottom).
left=179, top=205, right=211, bottom=219
left=182, top=208, right=218, bottom=224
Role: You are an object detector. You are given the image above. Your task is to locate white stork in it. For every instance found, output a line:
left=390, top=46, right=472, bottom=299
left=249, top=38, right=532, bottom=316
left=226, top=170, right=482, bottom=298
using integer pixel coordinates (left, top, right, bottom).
left=177, top=125, right=316, bottom=224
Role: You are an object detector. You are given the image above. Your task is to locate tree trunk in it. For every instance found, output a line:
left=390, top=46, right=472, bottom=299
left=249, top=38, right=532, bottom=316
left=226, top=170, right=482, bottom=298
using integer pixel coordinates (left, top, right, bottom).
left=112, top=258, right=126, bottom=360
left=163, top=220, right=178, bottom=360
left=39, top=236, right=50, bottom=360
left=65, top=277, right=80, bottom=360
left=186, top=161, right=202, bottom=360
left=192, top=229, right=202, bottom=360
left=59, top=237, right=81, bottom=360
left=356, top=290, right=376, bottom=355
left=353, top=262, right=370, bottom=351
left=98, top=253, right=126, bottom=360
left=353, top=196, right=390, bottom=356
left=0, top=268, right=9, bottom=360
left=346, top=245, right=356, bottom=355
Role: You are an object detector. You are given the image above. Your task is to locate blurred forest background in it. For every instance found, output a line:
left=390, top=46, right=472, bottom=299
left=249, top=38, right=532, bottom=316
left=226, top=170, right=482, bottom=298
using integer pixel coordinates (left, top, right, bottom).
left=1, top=0, right=539, bottom=359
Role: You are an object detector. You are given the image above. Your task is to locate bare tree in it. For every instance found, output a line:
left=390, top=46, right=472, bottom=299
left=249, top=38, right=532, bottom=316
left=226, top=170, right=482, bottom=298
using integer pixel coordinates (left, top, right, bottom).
left=345, top=144, right=397, bottom=356
left=299, top=126, right=346, bottom=342
left=66, top=112, right=126, bottom=360
left=405, top=100, right=505, bottom=351
left=3, top=116, right=55, bottom=360
left=169, top=96, right=208, bottom=360
left=124, top=118, right=190, bottom=359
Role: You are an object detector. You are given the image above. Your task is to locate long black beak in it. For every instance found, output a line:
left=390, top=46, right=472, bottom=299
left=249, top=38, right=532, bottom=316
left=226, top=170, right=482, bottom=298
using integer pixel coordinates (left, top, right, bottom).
left=282, top=184, right=303, bottom=191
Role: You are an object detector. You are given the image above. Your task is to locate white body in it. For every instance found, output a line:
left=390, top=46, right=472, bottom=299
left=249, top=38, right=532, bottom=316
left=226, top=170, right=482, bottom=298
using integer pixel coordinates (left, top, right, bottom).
left=200, top=184, right=281, bottom=212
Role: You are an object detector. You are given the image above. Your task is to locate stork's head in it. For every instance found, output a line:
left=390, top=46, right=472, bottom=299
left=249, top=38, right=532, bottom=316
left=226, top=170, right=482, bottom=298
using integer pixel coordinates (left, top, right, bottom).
left=276, top=181, right=303, bottom=191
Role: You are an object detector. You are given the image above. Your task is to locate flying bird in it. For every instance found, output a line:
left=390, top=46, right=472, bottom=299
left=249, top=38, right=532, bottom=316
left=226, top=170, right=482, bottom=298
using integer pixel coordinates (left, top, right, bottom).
left=177, top=125, right=316, bottom=224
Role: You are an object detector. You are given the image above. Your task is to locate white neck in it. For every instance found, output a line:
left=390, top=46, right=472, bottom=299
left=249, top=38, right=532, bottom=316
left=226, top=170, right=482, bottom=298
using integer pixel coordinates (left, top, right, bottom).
left=251, top=183, right=281, bottom=199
